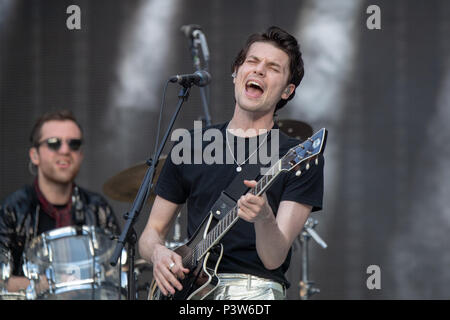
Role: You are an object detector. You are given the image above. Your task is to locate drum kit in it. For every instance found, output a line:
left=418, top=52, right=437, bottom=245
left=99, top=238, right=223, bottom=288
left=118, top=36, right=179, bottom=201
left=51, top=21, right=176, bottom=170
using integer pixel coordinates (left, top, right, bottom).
left=0, top=119, right=326, bottom=300
left=1, top=226, right=127, bottom=300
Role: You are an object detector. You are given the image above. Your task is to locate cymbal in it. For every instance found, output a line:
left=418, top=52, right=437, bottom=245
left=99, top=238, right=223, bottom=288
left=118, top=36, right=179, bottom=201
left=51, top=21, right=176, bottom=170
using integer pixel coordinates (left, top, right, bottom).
left=276, top=119, right=313, bottom=141
left=103, top=155, right=167, bottom=203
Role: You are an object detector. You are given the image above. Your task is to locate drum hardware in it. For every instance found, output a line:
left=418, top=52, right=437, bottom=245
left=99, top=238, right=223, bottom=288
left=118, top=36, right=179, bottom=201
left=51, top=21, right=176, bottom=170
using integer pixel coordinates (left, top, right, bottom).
left=22, top=260, right=41, bottom=300
left=0, top=250, right=26, bottom=300
left=0, top=292, right=27, bottom=300
left=72, top=186, right=85, bottom=235
left=298, top=217, right=327, bottom=300
left=1, top=250, right=11, bottom=285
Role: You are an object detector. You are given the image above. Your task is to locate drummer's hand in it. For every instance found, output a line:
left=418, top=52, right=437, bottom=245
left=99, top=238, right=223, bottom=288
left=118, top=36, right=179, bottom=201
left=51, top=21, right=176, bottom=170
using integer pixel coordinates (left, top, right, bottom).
left=151, top=244, right=189, bottom=296
left=36, top=275, right=49, bottom=292
left=7, top=275, right=49, bottom=293
left=6, top=276, right=31, bottom=292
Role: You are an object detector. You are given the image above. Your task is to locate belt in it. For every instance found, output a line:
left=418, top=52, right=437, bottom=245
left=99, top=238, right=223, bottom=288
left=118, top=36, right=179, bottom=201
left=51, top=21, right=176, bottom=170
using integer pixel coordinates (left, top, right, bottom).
left=217, top=273, right=286, bottom=296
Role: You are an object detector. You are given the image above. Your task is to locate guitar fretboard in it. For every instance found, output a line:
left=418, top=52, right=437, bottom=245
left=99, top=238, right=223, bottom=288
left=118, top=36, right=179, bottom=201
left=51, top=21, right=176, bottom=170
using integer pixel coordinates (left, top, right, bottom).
left=190, top=162, right=282, bottom=263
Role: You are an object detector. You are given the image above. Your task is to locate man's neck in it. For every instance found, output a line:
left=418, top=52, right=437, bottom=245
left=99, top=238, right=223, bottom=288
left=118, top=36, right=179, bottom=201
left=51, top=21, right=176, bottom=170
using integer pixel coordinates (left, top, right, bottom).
left=37, top=174, right=73, bottom=205
left=228, top=106, right=275, bottom=137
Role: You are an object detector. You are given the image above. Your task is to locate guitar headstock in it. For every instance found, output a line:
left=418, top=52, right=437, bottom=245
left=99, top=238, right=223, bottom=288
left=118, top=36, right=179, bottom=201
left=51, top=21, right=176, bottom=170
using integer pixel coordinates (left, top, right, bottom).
left=280, top=128, right=327, bottom=175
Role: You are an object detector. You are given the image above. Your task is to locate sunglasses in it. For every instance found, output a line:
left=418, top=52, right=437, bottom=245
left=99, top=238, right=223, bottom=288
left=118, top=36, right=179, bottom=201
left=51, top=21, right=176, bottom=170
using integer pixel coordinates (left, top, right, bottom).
left=35, top=137, right=83, bottom=152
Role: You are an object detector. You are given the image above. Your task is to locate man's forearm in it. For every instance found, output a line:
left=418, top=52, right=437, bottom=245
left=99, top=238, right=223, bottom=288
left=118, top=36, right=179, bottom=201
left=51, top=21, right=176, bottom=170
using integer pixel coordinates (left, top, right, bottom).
left=138, top=226, right=166, bottom=264
left=254, top=215, right=290, bottom=270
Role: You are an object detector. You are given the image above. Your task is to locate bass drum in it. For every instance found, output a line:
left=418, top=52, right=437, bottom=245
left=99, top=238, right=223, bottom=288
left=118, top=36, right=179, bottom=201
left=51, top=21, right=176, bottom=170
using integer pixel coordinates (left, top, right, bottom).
left=23, top=226, right=125, bottom=300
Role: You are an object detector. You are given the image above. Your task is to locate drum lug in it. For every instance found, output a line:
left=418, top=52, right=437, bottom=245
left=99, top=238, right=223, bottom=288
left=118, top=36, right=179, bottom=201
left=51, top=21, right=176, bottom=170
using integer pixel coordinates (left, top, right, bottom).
left=46, top=267, right=55, bottom=294
left=121, top=270, right=128, bottom=290
left=25, top=281, right=37, bottom=300
left=94, top=262, right=104, bottom=283
left=23, top=261, right=40, bottom=280
left=1, top=261, right=11, bottom=281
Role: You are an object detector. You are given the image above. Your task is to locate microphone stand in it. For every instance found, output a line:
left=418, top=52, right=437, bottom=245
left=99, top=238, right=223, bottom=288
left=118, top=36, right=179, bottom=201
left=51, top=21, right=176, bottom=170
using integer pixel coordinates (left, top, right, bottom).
left=109, top=84, right=192, bottom=300
left=188, top=32, right=211, bottom=126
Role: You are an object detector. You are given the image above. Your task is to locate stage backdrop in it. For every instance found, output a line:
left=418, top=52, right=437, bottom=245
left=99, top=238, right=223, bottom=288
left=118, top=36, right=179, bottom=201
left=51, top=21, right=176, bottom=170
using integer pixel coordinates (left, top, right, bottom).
left=1, top=0, right=450, bottom=299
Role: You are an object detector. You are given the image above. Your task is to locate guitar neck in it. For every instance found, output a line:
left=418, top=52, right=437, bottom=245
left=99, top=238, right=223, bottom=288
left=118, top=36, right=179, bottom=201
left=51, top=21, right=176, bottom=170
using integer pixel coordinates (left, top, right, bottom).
left=192, top=161, right=283, bottom=262
left=185, top=127, right=327, bottom=266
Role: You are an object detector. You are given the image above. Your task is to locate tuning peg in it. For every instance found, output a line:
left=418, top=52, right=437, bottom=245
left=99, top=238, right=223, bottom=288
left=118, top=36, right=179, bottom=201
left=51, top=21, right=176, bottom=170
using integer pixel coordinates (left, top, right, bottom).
left=306, top=162, right=310, bottom=170
left=295, top=170, right=302, bottom=176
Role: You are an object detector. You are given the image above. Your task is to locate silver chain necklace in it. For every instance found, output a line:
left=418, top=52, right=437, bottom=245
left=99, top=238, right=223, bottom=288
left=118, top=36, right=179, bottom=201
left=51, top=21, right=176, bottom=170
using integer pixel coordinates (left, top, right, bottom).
left=225, top=129, right=269, bottom=172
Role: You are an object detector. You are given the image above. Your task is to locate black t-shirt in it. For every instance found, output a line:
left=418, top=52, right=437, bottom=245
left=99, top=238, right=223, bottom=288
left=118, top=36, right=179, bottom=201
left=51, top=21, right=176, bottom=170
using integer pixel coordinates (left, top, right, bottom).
left=155, top=122, right=324, bottom=288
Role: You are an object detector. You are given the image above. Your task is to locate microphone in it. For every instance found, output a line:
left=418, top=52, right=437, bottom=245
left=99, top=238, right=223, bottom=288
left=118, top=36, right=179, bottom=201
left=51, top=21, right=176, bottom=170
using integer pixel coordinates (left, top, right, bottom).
left=169, top=70, right=211, bottom=87
left=180, top=24, right=210, bottom=62
left=180, top=24, right=202, bottom=39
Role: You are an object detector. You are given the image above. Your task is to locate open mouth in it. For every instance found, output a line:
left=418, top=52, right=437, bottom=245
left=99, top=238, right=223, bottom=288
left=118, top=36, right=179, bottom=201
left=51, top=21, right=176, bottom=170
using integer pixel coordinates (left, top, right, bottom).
left=56, top=160, right=71, bottom=168
left=245, top=80, right=265, bottom=98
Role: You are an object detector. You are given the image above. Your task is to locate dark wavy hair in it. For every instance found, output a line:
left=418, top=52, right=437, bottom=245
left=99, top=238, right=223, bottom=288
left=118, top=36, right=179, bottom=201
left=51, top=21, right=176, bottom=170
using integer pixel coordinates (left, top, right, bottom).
left=231, top=26, right=304, bottom=112
left=29, top=109, right=83, bottom=146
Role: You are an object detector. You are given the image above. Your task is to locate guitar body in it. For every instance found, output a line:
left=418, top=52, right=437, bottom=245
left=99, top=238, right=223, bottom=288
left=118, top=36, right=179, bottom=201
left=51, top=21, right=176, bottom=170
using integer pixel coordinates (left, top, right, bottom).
left=148, top=214, right=224, bottom=300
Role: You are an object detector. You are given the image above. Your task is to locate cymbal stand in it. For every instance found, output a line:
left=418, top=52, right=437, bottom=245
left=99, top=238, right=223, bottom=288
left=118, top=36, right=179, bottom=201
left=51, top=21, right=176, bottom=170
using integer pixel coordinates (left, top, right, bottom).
left=299, top=217, right=327, bottom=300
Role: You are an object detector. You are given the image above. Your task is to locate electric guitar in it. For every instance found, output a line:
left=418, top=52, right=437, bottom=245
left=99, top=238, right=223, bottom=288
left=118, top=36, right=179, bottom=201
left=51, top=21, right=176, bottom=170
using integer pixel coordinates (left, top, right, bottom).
left=148, top=128, right=328, bottom=300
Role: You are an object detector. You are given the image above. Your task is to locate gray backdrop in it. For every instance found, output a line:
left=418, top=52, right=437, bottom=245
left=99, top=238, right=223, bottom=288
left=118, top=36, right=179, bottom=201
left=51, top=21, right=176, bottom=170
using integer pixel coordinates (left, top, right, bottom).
left=1, top=0, right=449, bottom=299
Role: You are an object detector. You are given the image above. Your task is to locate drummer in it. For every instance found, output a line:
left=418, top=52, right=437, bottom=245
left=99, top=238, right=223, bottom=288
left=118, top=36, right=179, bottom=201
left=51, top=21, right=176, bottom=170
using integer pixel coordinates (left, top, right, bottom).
left=0, top=110, right=120, bottom=293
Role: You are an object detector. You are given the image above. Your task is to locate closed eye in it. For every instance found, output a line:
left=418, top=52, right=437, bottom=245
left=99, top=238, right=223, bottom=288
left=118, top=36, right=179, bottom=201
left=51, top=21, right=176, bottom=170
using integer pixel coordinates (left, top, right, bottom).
left=267, top=62, right=281, bottom=72
left=270, top=66, right=280, bottom=72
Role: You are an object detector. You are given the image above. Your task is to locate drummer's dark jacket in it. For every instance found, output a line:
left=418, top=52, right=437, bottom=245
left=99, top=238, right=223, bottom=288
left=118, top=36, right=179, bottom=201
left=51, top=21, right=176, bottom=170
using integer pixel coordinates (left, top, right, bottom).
left=0, top=184, right=120, bottom=275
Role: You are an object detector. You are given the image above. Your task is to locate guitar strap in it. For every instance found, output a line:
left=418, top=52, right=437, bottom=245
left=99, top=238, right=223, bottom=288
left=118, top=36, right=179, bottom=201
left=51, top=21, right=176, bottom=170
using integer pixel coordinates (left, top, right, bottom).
left=210, top=163, right=262, bottom=220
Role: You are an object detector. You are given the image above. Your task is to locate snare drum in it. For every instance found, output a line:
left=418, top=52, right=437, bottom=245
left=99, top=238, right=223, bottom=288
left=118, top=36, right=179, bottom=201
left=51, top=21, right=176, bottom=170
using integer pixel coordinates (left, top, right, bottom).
left=0, top=292, right=27, bottom=300
left=23, top=226, right=124, bottom=300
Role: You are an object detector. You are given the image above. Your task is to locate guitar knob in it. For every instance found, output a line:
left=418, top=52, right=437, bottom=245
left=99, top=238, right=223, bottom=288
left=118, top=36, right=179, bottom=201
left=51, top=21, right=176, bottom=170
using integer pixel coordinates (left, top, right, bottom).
left=295, top=170, right=302, bottom=176
left=306, top=163, right=310, bottom=170
left=315, top=157, right=319, bottom=165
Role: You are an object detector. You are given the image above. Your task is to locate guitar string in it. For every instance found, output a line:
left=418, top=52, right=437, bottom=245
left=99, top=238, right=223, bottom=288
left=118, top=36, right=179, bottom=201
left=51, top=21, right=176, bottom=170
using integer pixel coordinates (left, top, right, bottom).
left=188, top=159, right=285, bottom=264
left=191, top=165, right=280, bottom=261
